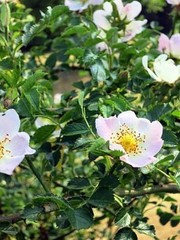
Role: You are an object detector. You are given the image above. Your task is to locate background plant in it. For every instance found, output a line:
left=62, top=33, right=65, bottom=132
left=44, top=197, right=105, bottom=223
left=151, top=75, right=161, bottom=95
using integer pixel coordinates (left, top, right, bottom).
left=0, top=0, right=179, bottom=239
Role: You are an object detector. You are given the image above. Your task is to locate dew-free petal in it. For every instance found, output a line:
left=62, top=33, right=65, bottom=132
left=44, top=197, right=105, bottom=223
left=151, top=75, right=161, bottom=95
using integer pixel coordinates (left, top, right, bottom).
left=0, top=109, right=20, bottom=139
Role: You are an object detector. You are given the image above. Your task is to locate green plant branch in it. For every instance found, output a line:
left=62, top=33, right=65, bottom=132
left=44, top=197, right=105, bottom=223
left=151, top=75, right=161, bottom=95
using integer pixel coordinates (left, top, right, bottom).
left=118, top=184, right=180, bottom=197
left=0, top=184, right=179, bottom=225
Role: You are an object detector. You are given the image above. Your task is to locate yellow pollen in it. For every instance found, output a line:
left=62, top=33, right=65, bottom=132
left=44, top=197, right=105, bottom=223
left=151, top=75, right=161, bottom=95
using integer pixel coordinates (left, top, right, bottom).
left=118, top=133, right=138, bottom=153
left=0, top=134, right=11, bottom=159
left=110, top=124, right=145, bottom=155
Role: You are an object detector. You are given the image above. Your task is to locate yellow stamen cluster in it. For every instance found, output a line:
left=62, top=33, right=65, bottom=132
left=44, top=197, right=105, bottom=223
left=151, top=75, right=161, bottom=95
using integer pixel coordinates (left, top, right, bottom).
left=0, top=134, right=11, bottom=159
left=110, top=124, right=146, bottom=155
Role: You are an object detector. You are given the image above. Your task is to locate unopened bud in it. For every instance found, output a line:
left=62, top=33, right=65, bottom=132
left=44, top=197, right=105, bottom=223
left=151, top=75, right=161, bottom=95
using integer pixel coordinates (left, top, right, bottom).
left=1, top=2, right=11, bottom=27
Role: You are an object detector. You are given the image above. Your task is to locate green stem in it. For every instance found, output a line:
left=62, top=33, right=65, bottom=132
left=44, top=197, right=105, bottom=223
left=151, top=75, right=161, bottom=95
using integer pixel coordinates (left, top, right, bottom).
left=26, top=158, right=50, bottom=194
left=154, top=166, right=175, bottom=182
left=82, top=108, right=96, bottom=138
left=118, top=184, right=180, bottom=197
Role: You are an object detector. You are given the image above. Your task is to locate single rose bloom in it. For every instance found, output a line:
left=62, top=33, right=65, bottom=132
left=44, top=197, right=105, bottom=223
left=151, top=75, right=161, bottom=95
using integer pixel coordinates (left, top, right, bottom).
left=142, top=54, right=180, bottom=84
left=0, top=109, right=35, bottom=175
left=158, top=33, right=180, bottom=59
left=93, top=0, right=147, bottom=43
left=166, top=0, right=180, bottom=5
left=95, top=111, right=164, bottom=168
left=64, top=0, right=103, bottom=12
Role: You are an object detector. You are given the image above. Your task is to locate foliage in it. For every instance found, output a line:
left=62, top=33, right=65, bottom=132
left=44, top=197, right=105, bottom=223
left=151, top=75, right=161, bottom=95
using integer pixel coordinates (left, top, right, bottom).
left=0, top=0, right=179, bottom=239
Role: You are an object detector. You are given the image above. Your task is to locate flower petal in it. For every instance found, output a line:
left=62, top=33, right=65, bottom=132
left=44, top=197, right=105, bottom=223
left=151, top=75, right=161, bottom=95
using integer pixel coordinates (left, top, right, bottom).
left=6, top=132, right=35, bottom=156
left=123, top=1, right=142, bottom=21
left=0, top=109, right=20, bottom=139
left=158, top=33, right=170, bottom=54
left=0, top=155, right=26, bottom=175
left=117, top=111, right=138, bottom=129
left=95, top=116, right=119, bottom=141
left=122, top=154, right=157, bottom=167
left=170, top=34, right=180, bottom=59
left=142, top=55, right=159, bottom=81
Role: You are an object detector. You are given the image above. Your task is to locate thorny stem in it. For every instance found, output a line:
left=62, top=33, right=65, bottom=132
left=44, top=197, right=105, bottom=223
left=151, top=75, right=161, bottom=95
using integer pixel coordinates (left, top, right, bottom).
left=0, top=185, right=179, bottom=224
left=118, top=184, right=180, bottom=197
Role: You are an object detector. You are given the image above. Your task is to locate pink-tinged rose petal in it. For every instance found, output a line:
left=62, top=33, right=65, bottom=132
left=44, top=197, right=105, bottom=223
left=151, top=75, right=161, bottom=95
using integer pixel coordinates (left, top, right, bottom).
left=65, top=0, right=103, bottom=11
left=95, top=111, right=164, bottom=168
left=117, top=111, right=138, bottom=129
left=158, top=33, right=170, bottom=54
left=65, top=0, right=90, bottom=11
left=114, top=0, right=124, bottom=14
left=0, top=109, right=35, bottom=175
left=0, top=109, right=20, bottom=139
left=121, top=20, right=147, bottom=42
left=122, top=154, right=157, bottom=168
left=136, top=118, right=151, bottom=134
left=93, top=10, right=111, bottom=30
left=170, top=34, right=180, bottom=59
left=0, top=155, right=27, bottom=175
left=124, top=1, right=142, bottom=21
left=95, top=116, right=119, bottom=141
left=93, top=2, right=112, bottom=31
left=6, top=132, right=35, bottom=156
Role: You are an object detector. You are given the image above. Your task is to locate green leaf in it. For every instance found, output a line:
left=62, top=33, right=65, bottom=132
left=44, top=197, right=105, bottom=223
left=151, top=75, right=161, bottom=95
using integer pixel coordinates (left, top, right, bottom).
left=134, top=220, right=155, bottom=237
left=115, top=209, right=131, bottom=228
left=114, top=227, right=138, bottom=240
left=147, top=103, right=172, bottom=121
left=34, top=125, right=56, bottom=143
left=16, top=96, right=32, bottom=117
left=162, top=129, right=178, bottom=146
left=23, top=206, right=43, bottom=221
left=99, top=174, right=119, bottom=189
left=99, top=104, right=114, bottom=118
left=88, top=187, right=114, bottom=207
left=62, top=122, right=89, bottom=136
left=171, top=110, right=180, bottom=118
left=66, top=207, right=93, bottom=230
left=89, top=138, right=108, bottom=156
left=0, top=58, right=13, bottom=70
left=90, top=61, right=106, bottom=82
left=2, top=226, right=18, bottom=236
left=157, top=209, right=173, bottom=225
left=68, top=177, right=90, bottom=190
left=62, top=25, right=88, bottom=37
left=50, top=5, right=69, bottom=20
left=89, top=138, right=123, bottom=158
left=66, top=47, right=85, bottom=57
left=175, top=171, right=180, bottom=188
left=24, top=89, right=40, bottom=111
left=22, top=70, right=46, bottom=92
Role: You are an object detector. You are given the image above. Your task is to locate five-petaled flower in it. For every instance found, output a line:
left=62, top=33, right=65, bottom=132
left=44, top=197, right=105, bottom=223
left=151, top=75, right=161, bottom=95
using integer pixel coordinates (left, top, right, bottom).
left=0, top=109, right=35, bottom=175
left=142, top=54, right=180, bottom=84
left=65, top=0, right=103, bottom=12
left=95, top=111, right=164, bottom=168
left=93, top=0, right=147, bottom=43
left=158, top=33, right=180, bottom=60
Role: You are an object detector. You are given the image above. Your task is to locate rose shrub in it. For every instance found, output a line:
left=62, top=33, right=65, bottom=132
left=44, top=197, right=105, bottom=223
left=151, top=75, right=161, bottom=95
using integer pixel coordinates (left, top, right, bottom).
left=0, top=0, right=179, bottom=239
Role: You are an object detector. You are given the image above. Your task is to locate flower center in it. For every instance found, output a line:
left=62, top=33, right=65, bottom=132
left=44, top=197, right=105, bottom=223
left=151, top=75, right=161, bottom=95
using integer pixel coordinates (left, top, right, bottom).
left=0, top=134, right=11, bottom=159
left=80, top=0, right=88, bottom=3
left=110, top=124, right=146, bottom=155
